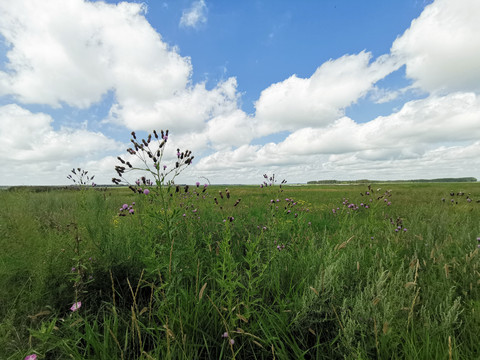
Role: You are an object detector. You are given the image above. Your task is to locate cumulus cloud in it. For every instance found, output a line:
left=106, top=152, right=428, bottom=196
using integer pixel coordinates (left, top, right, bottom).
left=1, top=0, right=479, bottom=185
left=391, top=0, right=480, bottom=94
left=180, top=0, right=208, bottom=29
left=0, top=0, right=240, bottom=139
left=195, top=92, right=480, bottom=181
left=0, top=0, right=192, bottom=108
left=0, top=104, right=122, bottom=185
left=108, top=77, right=243, bottom=134
left=254, top=51, right=401, bottom=136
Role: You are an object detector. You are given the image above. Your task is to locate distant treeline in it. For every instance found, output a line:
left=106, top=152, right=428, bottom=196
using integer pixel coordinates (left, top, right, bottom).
left=5, top=185, right=116, bottom=192
left=307, top=177, right=478, bottom=184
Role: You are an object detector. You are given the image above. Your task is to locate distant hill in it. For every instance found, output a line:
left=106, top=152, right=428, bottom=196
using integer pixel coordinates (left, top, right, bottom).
left=307, top=177, right=478, bottom=184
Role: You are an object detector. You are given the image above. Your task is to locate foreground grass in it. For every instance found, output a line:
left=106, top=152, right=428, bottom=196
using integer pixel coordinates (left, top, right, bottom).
left=1, top=183, right=480, bottom=359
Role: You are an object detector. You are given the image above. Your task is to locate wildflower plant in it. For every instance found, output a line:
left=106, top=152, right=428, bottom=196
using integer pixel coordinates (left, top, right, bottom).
left=112, top=130, right=195, bottom=279
left=112, top=130, right=193, bottom=189
left=67, top=167, right=96, bottom=187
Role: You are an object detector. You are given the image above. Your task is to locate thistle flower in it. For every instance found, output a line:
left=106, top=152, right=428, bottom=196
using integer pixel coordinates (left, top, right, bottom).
left=24, top=355, right=37, bottom=360
left=70, top=301, right=82, bottom=312
left=144, top=189, right=150, bottom=195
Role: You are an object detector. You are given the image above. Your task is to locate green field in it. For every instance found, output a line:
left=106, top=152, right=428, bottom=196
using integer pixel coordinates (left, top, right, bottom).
left=1, top=182, right=480, bottom=359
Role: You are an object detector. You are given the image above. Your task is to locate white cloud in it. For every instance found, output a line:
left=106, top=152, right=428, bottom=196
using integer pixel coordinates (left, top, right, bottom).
left=180, top=0, right=207, bottom=29
left=195, top=92, right=480, bottom=181
left=1, top=0, right=480, bottom=185
left=391, top=0, right=480, bottom=94
left=254, top=51, right=401, bottom=136
left=0, top=0, right=244, bottom=142
left=0, top=104, right=123, bottom=185
left=108, top=77, right=243, bottom=134
left=0, top=0, right=191, bottom=108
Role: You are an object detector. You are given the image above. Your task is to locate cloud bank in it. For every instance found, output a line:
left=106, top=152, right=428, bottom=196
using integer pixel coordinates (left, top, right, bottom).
left=0, top=0, right=479, bottom=185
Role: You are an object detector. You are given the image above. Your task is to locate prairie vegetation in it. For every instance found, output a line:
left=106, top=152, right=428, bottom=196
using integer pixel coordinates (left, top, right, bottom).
left=1, top=182, right=480, bottom=359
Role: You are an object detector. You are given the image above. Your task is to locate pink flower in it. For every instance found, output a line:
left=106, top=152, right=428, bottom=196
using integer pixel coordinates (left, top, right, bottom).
left=24, top=355, right=37, bottom=360
left=70, top=301, right=82, bottom=312
left=144, top=189, right=150, bottom=195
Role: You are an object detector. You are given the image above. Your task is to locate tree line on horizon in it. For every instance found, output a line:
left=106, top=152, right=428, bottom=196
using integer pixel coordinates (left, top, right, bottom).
left=307, top=177, right=478, bottom=184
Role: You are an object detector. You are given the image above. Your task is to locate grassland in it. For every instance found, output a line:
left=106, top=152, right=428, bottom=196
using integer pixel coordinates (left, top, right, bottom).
left=1, top=182, right=480, bottom=359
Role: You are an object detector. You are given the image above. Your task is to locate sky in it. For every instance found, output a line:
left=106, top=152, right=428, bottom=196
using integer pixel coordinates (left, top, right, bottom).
left=1, top=0, right=480, bottom=185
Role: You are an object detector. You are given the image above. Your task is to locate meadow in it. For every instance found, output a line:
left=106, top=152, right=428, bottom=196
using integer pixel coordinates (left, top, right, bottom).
left=1, top=179, right=480, bottom=359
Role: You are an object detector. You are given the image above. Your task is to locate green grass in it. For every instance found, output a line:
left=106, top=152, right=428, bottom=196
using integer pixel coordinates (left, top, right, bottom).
left=1, top=183, right=480, bottom=359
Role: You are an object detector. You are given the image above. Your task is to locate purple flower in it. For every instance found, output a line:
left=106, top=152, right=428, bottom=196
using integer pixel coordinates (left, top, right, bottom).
left=144, top=189, right=150, bottom=195
left=71, top=267, right=76, bottom=272
left=222, top=332, right=228, bottom=338
left=129, top=209, right=135, bottom=214
left=163, top=165, right=167, bottom=170
left=163, top=135, right=168, bottom=141
left=122, top=204, right=128, bottom=210
left=196, top=181, right=200, bottom=187
left=229, top=339, right=235, bottom=345
left=70, top=301, right=82, bottom=312
left=24, top=355, right=37, bottom=360
left=403, top=228, right=408, bottom=232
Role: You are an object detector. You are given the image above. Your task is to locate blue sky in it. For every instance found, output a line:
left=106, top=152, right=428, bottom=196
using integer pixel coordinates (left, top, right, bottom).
left=0, top=0, right=479, bottom=185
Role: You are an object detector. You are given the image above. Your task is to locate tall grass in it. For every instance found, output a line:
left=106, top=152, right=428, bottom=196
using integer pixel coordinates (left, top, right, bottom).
left=1, top=182, right=479, bottom=359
